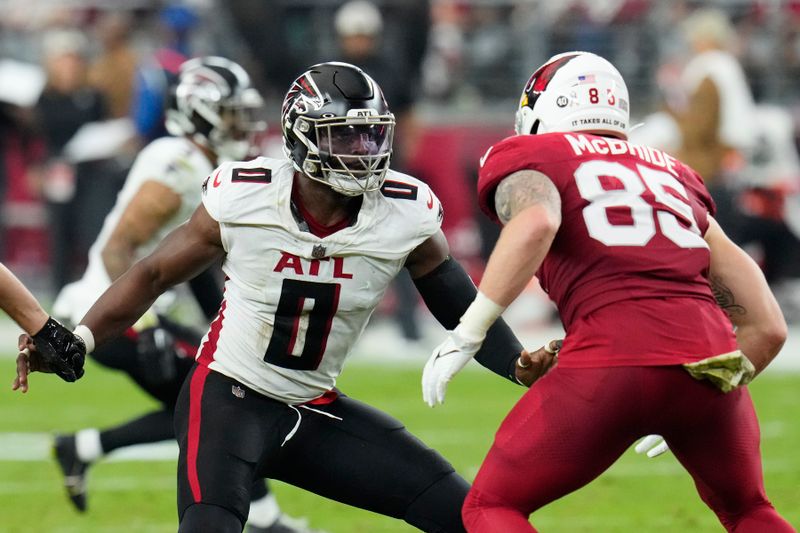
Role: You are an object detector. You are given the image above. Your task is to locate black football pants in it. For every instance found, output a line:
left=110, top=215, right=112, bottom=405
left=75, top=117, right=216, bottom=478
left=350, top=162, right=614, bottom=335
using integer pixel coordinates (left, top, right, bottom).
left=90, top=322, right=270, bottom=503
left=175, top=364, right=469, bottom=532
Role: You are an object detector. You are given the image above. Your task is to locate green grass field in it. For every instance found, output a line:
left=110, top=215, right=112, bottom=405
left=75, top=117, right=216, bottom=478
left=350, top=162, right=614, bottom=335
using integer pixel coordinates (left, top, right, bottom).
left=1, top=357, right=798, bottom=533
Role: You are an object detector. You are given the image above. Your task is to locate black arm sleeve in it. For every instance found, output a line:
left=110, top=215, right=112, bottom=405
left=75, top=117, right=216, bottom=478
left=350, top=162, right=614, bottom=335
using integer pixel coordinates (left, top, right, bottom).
left=188, top=267, right=224, bottom=322
left=412, top=257, right=523, bottom=384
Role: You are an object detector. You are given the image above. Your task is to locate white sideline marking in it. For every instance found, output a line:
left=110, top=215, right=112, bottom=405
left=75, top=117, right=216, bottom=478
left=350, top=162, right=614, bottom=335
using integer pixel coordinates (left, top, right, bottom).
left=35, top=525, right=174, bottom=533
left=0, top=476, right=175, bottom=495
left=0, top=432, right=178, bottom=462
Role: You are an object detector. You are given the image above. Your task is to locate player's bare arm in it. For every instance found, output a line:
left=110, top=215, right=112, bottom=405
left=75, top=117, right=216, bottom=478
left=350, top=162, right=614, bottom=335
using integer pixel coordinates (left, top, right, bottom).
left=422, top=171, right=563, bottom=405
left=480, top=169, right=561, bottom=307
left=709, top=274, right=746, bottom=318
left=102, top=181, right=182, bottom=280
left=1, top=263, right=77, bottom=392
left=704, top=217, right=787, bottom=374
left=81, top=204, right=225, bottom=348
left=0, top=263, right=49, bottom=335
left=405, top=228, right=451, bottom=279
left=495, top=169, right=562, bottom=226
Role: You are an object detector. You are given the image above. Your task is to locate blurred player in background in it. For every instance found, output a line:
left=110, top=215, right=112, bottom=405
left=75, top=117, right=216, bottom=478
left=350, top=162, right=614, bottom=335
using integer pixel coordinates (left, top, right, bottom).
left=28, top=62, right=533, bottom=533
left=424, top=52, right=795, bottom=532
left=48, top=56, right=317, bottom=533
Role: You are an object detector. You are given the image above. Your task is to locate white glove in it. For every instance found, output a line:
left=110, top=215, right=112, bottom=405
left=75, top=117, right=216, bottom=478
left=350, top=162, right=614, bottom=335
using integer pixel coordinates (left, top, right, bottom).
left=422, top=327, right=484, bottom=407
left=634, top=434, right=670, bottom=458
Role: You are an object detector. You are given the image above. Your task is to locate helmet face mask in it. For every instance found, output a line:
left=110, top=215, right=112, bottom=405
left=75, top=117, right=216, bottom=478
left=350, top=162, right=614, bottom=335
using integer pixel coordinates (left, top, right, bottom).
left=515, top=52, right=630, bottom=139
left=313, top=118, right=394, bottom=194
left=208, top=91, right=265, bottom=160
left=282, top=62, right=395, bottom=196
left=165, top=57, right=266, bottom=161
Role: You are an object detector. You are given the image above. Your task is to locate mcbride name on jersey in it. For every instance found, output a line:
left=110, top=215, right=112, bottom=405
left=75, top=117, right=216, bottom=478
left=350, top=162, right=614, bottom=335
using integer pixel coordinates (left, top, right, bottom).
left=53, top=137, right=213, bottom=326
left=199, top=157, right=442, bottom=403
left=477, top=132, right=737, bottom=368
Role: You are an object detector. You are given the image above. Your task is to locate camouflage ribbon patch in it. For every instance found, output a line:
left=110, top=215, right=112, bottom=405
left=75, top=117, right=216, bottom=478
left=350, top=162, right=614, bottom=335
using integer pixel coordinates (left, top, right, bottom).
left=682, top=350, right=756, bottom=393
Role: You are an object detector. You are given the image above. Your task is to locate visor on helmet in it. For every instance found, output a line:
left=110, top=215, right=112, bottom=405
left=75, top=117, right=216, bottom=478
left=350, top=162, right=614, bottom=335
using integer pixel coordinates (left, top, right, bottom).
left=299, top=114, right=394, bottom=196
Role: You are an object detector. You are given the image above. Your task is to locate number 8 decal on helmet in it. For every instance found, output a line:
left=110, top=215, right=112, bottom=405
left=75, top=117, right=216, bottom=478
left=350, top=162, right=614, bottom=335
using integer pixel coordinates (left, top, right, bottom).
left=515, top=52, right=629, bottom=139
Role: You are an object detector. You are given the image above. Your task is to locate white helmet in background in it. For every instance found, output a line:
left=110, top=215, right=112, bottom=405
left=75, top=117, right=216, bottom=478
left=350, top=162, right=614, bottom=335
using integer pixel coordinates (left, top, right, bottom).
left=515, top=51, right=630, bottom=139
left=165, top=56, right=265, bottom=161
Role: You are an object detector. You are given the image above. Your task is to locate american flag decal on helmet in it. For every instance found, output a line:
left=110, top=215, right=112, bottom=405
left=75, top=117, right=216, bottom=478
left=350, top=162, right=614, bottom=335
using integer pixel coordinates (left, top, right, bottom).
left=232, top=168, right=272, bottom=183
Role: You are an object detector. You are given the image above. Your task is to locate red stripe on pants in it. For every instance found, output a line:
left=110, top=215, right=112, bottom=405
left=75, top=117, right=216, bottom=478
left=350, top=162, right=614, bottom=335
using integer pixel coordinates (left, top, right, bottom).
left=187, top=365, right=211, bottom=502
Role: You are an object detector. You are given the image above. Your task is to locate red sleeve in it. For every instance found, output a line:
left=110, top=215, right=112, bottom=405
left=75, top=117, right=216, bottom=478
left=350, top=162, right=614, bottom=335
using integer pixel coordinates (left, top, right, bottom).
left=681, top=165, right=716, bottom=235
left=477, top=136, right=542, bottom=223
left=688, top=167, right=716, bottom=217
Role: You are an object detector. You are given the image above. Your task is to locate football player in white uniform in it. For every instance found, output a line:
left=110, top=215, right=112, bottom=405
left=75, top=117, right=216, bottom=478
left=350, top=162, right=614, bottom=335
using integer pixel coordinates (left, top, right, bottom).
left=40, top=57, right=316, bottom=533
left=20, top=63, right=533, bottom=532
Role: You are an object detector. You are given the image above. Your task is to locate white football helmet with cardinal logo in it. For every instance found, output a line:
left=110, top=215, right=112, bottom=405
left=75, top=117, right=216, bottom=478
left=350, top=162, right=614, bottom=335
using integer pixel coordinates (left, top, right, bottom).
left=515, top=51, right=630, bottom=139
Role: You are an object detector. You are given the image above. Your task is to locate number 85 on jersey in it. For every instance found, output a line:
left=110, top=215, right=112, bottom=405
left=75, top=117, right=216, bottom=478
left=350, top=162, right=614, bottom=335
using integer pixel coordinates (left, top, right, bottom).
left=575, top=160, right=708, bottom=249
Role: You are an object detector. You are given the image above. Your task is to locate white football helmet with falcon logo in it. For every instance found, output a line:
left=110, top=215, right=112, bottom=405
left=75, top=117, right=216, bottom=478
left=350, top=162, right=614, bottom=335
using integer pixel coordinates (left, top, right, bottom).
left=165, top=56, right=265, bottom=161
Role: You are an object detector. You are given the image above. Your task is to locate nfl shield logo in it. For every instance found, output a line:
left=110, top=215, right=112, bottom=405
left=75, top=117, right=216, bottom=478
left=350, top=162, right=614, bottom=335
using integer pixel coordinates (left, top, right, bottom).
left=312, top=244, right=327, bottom=259
left=231, top=385, right=245, bottom=399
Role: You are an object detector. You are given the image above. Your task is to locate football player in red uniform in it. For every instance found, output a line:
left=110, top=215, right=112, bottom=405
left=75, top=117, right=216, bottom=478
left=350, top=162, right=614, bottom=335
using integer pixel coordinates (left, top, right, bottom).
left=423, top=52, right=795, bottom=532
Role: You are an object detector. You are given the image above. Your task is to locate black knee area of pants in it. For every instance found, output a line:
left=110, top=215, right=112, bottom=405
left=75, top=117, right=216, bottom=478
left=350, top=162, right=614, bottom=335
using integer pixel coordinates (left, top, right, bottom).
left=250, top=478, right=269, bottom=500
left=92, top=334, right=193, bottom=406
left=91, top=336, right=138, bottom=371
left=179, top=503, right=243, bottom=533
left=404, top=471, right=469, bottom=533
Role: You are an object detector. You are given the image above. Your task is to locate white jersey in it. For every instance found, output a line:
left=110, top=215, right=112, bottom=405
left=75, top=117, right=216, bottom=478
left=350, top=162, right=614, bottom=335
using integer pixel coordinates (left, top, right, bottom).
left=198, top=157, right=442, bottom=403
left=53, top=137, right=213, bottom=325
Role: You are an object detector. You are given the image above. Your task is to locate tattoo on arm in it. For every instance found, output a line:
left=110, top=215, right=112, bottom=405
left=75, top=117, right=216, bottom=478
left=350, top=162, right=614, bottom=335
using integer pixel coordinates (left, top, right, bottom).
left=709, top=274, right=746, bottom=317
left=494, top=170, right=561, bottom=225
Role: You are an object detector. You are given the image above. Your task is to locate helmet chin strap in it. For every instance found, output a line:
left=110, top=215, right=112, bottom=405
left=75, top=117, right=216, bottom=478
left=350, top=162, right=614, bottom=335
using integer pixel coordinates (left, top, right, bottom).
left=301, top=162, right=383, bottom=197
left=326, top=171, right=374, bottom=196
left=302, top=163, right=371, bottom=197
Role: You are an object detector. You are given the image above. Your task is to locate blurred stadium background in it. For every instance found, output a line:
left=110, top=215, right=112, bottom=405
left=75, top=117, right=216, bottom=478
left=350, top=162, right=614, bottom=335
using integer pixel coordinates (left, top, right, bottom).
left=0, top=0, right=798, bottom=531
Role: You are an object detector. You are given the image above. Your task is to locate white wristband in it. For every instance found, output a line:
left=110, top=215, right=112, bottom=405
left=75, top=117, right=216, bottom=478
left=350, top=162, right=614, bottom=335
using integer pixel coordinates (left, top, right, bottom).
left=73, top=325, right=95, bottom=354
left=457, top=291, right=506, bottom=341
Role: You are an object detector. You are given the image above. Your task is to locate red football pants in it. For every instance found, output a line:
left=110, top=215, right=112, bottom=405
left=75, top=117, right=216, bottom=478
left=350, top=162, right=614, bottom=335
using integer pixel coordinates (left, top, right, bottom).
left=463, top=366, right=795, bottom=532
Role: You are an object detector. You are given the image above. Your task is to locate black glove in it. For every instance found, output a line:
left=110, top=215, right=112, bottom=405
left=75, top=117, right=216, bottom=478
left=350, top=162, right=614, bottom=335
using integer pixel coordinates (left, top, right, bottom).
left=31, top=317, right=86, bottom=382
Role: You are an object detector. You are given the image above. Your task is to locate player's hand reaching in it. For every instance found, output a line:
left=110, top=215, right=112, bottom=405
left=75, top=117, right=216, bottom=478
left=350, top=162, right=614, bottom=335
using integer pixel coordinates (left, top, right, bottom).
left=13, top=334, right=36, bottom=392
left=634, top=434, right=670, bottom=458
left=11, top=318, right=86, bottom=392
left=515, top=339, right=562, bottom=387
left=422, top=326, right=485, bottom=407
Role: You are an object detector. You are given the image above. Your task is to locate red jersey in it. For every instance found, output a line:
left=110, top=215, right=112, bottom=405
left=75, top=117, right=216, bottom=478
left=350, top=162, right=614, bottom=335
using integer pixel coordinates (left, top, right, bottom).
left=477, top=132, right=737, bottom=367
